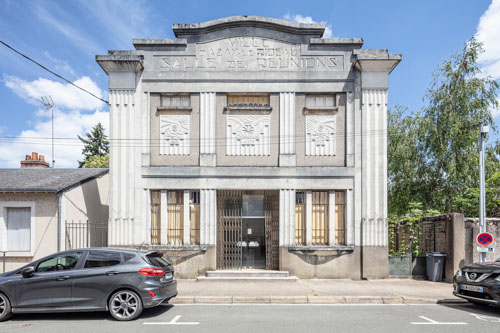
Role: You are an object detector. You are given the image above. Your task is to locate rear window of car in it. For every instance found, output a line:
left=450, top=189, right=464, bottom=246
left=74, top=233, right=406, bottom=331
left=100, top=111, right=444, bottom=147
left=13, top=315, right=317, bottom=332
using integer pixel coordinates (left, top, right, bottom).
left=84, top=251, right=122, bottom=268
left=145, top=254, right=170, bottom=268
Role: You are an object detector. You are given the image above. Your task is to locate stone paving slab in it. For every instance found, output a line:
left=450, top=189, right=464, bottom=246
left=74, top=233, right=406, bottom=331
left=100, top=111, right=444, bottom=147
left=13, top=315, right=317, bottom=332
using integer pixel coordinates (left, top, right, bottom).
left=169, top=278, right=466, bottom=305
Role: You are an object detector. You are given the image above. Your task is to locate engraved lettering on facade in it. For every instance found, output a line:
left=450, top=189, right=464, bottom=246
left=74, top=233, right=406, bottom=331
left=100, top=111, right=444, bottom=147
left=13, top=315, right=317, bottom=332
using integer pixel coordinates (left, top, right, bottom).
left=157, top=37, right=342, bottom=71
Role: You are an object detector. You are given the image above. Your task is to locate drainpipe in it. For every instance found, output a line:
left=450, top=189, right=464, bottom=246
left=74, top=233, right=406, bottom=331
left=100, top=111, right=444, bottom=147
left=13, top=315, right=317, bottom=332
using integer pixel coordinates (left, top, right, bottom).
left=57, top=193, right=62, bottom=252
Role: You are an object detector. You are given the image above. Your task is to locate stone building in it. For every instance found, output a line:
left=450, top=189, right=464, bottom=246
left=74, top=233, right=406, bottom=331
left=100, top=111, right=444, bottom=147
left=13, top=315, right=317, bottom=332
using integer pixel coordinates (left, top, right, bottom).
left=96, top=16, right=401, bottom=279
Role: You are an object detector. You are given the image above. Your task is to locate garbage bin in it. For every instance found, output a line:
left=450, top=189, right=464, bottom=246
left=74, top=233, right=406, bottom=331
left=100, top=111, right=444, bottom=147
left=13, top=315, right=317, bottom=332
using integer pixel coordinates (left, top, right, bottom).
left=426, top=252, right=447, bottom=281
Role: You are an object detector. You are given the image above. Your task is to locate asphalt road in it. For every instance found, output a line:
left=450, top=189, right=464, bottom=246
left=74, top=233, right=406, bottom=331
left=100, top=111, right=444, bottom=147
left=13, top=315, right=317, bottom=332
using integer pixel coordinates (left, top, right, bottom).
left=1, top=303, right=500, bottom=333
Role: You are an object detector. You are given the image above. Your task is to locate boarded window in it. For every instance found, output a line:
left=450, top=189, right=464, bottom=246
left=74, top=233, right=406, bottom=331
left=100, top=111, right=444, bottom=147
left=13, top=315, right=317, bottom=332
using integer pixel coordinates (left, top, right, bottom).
left=227, top=94, right=269, bottom=106
left=305, top=95, right=335, bottom=109
left=167, top=191, right=184, bottom=245
left=312, top=191, right=329, bottom=245
left=335, top=191, right=346, bottom=245
left=161, top=95, right=191, bottom=108
left=190, top=191, right=200, bottom=245
left=7, top=207, right=31, bottom=251
left=295, top=192, right=306, bottom=245
left=151, top=190, right=161, bottom=245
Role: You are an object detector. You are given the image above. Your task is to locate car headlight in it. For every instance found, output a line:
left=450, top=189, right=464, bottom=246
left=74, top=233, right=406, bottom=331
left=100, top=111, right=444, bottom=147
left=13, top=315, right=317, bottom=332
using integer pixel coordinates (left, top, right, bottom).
left=495, top=275, right=500, bottom=282
left=455, top=269, right=463, bottom=278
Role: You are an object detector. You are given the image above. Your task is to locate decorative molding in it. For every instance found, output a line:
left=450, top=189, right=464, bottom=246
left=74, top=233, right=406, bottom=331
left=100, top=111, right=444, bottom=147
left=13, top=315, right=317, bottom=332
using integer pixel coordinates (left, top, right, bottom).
left=279, top=92, right=295, bottom=155
left=200, top=92, right=216, bottom=155
left=224, top=104, right=272, bottom=112
left=160, top=115, right=190, bottom=155
left=305, top=115, right=336, bottom=156
left=226, top=115, right=270, bottom=156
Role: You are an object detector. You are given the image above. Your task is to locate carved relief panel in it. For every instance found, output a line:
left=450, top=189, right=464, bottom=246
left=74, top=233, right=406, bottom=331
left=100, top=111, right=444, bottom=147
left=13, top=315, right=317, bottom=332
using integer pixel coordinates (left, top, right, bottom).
left=160, top=115, right=190, bottom=155
left=226, top=115, right=270, bottom=156
left=305, top=115, right=336, bottom=156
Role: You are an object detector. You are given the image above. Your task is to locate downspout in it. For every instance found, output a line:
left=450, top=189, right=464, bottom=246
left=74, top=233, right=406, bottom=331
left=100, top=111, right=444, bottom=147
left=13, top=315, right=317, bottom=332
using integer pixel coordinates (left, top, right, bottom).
left=57, top=193, right=62, bottom=252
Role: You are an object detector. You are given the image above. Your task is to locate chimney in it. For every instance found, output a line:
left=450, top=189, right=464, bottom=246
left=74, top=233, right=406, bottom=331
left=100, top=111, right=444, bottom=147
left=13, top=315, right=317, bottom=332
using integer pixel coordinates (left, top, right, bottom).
left=21, top=152, right=50, bottom=168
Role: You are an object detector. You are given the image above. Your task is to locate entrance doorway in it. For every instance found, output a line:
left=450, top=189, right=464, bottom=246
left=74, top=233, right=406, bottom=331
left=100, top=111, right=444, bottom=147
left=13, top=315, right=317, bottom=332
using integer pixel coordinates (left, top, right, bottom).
left=217, top=190, right=279, bottom=270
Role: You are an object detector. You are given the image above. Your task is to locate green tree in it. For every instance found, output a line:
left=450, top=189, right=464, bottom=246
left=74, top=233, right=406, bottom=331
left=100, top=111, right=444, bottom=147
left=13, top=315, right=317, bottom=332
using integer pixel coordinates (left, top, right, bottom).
left=388, top=37, right=499, bottom=217
left=78, top=122, right=109, bottom=168
left=83, top=154, right=109, bottom=168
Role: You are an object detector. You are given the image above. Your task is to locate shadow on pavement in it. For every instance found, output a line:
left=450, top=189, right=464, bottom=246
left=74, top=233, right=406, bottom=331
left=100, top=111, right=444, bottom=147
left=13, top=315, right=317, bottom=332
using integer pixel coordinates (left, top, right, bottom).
left=438, top=302, right=500, bottom=317
left=9, top=304, right=173, bottom=322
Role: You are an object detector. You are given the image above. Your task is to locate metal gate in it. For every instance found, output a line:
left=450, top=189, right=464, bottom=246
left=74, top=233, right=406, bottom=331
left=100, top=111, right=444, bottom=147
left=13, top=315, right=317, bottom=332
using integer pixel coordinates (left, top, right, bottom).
left=265, top=191, right=279, bottom=270
left=217, top=190, right=243, bottom=270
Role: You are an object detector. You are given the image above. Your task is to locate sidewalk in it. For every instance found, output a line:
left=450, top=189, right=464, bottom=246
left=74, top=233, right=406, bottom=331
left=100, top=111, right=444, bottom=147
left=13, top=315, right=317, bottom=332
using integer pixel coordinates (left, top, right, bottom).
left=171, top=278, right=465, bottom=305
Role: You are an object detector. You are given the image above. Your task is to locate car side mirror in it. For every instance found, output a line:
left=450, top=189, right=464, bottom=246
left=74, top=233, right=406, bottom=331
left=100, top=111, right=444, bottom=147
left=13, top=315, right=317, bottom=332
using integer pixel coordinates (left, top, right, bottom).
left=21, top=266, right=35, bottom=278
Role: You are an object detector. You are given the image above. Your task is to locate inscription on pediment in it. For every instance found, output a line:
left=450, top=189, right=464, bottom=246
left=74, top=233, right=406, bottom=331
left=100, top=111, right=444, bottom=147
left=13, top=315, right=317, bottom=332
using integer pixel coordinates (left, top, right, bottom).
left=155, top=37, right=343, bottom=71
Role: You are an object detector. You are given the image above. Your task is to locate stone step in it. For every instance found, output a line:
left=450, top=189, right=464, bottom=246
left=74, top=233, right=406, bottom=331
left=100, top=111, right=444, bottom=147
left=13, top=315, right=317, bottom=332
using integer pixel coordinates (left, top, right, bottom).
left=205, top=270, right=290, bottom=278
left=196, top=276, right=299, bottom=283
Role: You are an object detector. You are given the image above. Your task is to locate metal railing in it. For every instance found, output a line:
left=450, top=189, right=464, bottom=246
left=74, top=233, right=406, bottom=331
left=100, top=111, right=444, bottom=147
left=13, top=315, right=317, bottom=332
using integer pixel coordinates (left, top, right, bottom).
left=65, top=220, right=108, bottom=250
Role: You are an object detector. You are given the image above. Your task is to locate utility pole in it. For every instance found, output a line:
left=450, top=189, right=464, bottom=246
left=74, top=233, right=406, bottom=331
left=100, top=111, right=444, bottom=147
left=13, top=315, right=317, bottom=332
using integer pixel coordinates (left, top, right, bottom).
left=41, top=96, right=55, bottom=168
left=479, top=123, right=489, bottom=262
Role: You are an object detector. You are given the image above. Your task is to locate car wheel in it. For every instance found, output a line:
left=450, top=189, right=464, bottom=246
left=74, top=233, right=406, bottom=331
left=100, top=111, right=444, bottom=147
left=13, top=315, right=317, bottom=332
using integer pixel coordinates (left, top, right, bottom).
left=0, top=293, right=12, bottom=322
left=109, top=290, right=143, bottom=321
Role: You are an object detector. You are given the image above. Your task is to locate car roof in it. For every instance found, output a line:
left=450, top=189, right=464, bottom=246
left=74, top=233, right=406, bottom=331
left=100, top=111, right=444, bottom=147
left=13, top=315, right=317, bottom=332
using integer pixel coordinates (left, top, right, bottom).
left=58, top=247, right=149, bottom=255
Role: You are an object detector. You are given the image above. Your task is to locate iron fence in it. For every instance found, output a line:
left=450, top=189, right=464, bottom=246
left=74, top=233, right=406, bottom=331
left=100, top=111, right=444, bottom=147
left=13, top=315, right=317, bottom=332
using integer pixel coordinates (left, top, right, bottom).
left=65, top=220, right=108, bottom=249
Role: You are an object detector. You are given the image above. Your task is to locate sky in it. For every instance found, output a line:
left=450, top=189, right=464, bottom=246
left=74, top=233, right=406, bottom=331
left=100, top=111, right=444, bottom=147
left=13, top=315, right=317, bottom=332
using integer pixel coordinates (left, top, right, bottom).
left=0, top=0, right=499, bottom=168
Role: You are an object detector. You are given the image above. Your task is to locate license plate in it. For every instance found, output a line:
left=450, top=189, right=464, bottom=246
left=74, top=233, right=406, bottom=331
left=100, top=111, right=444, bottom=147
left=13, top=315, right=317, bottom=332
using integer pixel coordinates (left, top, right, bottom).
left=461, top=284, right=484, bottom=292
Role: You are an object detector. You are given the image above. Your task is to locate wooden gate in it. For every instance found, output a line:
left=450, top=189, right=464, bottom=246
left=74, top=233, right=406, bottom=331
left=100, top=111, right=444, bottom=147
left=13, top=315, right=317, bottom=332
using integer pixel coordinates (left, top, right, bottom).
left=265, top=191, right=280, bottom=270
left=217, top=190, right=243, bottom=270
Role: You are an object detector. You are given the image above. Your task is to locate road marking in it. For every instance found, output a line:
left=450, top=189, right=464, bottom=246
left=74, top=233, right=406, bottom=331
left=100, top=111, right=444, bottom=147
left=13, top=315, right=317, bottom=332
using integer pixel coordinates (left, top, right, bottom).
left=411, top=316, right=467, bottom=325
left=144, top=315, right=200, bottom=325
left=470, top=313, right=500, bottom=323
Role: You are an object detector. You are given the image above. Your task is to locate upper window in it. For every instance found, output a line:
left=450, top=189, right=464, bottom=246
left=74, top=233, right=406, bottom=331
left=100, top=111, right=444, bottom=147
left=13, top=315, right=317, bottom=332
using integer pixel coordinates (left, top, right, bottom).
left=36, top=252, right=82, bottom=272
left=161, top=95, right=191, bottom=108
left=6, top=207, right=31, bottom=251
left=84, top=251, right=122, bottom=268
left=305, top=95, right=336, bottom=109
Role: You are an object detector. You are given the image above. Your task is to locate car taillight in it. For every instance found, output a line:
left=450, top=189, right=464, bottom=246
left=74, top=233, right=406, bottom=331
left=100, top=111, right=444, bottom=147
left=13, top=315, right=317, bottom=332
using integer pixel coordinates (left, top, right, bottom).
left=138, top=268, right=165, bottom=277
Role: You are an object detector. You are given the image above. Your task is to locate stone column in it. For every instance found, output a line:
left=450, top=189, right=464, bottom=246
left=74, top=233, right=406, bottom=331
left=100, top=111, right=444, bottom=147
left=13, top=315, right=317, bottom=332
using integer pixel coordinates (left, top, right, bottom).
left=183, top=190, right=190, bottom=245
left=161, top=190, right=168, bottom=244
left=355, top=49, right=401, bottom=278
left=279, top=189, right=296, bottom=246
left=200, top=189, right=217, bottom=245
left=200, top=92, right=216, bottom=166
left=305, top=190, right=313, bottom=246
left=279, top=92, right=296, bottom=166
left=109, top=89, right=136, bottom=246
left=328, top=190, right=336, bottom=246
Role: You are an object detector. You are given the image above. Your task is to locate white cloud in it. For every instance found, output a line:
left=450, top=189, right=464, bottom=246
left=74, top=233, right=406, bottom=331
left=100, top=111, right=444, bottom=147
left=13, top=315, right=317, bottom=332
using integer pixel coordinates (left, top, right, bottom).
left=1, top=76, right=108, bottom=168
left=44, top=51, right=77, bottom=78
left=476, top=0, right=500, bottom=119
left=4, top=75, right=104, bottom=110
left=0, top=109, right=109, bottom=168
left=283, top=13, right=333, bottom=38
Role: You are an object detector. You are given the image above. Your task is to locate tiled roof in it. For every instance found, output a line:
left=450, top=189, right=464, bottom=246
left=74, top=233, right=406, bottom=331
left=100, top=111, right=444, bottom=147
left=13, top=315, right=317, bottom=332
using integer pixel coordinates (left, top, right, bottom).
left=0, top=168, right=108, bottom=193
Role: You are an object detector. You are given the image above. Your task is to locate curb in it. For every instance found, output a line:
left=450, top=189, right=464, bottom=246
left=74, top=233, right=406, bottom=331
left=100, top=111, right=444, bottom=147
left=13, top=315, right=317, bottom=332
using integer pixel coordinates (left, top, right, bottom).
left=169, top=296, right=466, bottom=305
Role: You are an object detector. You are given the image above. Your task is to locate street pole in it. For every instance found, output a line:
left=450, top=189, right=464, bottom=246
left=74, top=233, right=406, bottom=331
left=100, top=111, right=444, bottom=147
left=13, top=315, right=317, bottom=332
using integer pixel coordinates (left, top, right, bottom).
left=479, top=124, right=488, bottom=262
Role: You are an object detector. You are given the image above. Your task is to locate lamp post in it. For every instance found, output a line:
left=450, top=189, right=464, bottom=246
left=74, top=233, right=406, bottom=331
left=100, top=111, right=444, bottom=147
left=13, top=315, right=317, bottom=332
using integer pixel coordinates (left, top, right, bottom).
left=478, top=124, right=488, bottom=262
left=41, top=96, right=55, bottom=168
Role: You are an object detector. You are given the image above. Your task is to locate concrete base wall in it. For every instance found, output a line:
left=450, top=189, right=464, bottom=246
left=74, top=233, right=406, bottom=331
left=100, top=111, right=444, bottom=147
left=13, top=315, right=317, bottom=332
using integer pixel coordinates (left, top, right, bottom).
left=279, top=246, right=362, bottom=279
left=361, top=246, right=389, bottom=279
left=166, top=246, right=216, bottom=279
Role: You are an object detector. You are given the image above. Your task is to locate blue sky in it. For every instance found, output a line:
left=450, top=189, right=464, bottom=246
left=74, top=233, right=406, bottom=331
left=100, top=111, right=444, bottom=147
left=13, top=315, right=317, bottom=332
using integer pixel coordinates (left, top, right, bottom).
left=0, top=0, right=499, bottom=167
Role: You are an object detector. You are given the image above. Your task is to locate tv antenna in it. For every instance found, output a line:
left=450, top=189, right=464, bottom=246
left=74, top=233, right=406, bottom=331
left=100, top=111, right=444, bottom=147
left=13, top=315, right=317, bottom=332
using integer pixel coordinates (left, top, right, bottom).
left=40, top=96, right=55, bottom=168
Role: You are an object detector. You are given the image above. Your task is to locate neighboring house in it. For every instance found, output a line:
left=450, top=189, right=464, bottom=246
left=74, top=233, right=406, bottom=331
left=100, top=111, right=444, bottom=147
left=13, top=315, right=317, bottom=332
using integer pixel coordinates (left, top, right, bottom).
left=96, top=16, right=400, bottom=279
left=0, top=153, right=109, bottom=272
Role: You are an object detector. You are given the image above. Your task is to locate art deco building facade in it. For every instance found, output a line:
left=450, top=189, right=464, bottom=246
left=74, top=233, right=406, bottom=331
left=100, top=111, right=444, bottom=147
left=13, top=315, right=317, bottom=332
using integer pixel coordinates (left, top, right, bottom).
left=96, top=16, right=401, bottom=279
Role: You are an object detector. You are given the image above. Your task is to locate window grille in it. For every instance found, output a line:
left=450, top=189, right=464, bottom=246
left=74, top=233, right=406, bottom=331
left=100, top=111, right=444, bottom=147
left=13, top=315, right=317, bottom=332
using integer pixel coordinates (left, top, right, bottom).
left=190, top=191, right=200, bottom=245
left=295, top=191, right=306, bottom=245
left=150, top=190, right=161, bottom=245
left=167, top=191, right=184, bottom=245
left=312, top=191, right=329, bottom=245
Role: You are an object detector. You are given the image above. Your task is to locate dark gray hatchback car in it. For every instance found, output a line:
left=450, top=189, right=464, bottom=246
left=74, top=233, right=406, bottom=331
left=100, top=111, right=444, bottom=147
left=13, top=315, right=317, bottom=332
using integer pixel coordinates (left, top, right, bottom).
left=0, top=248, right=177, bottom=321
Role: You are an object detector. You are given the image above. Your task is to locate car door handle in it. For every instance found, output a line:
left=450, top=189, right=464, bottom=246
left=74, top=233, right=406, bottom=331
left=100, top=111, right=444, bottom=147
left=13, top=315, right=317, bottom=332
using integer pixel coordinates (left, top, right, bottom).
left=55, top=275, right=70, bottom=281
left=105, top=271, right=120, bottom=276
